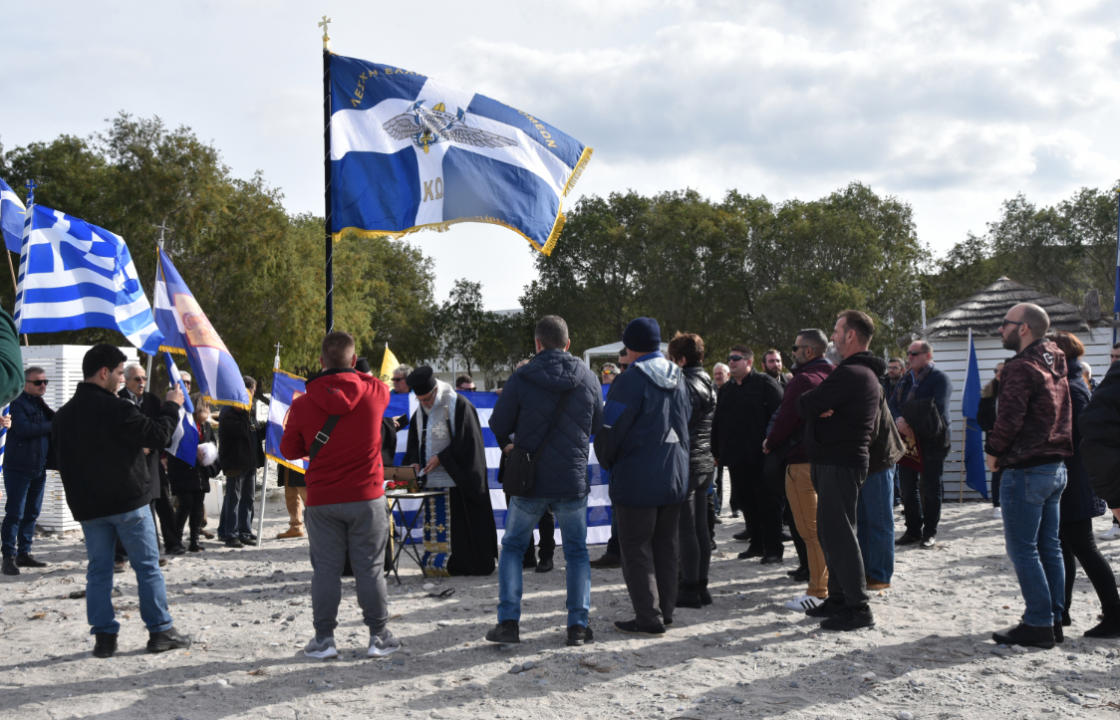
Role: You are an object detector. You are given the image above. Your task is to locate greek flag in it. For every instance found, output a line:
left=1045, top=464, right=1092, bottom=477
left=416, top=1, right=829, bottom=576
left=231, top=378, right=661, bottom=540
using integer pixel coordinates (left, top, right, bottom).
left=0, top=177, right=26, bottom=254
left=264, top=372, right=612, bottom=545
left=153, top=248, right=250, bottom=410
left=163, top=353, right=199, bottom=466
left=328, top=54, right=592, bottom=255
left=14, top=205, right=163, bottom=354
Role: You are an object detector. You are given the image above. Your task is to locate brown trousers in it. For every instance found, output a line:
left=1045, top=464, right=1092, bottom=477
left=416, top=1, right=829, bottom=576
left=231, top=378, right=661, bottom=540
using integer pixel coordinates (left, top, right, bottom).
left=785, top=463, right=828, bottom=598
left=285, top=485, right=308, bottom=531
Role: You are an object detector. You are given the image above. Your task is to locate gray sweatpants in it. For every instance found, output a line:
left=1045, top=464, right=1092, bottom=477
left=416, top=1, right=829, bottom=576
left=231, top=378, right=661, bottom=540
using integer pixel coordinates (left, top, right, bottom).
left=305, top=496, right=389, bottom=637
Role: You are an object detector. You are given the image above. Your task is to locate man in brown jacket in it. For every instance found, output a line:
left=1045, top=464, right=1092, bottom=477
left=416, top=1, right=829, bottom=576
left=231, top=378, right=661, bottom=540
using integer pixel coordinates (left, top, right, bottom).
left=986, top=302, right=1072, bottom=650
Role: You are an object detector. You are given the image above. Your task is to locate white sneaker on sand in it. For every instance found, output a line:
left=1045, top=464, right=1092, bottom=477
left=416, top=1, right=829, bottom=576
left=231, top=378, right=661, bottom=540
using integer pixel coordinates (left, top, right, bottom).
left=992, top=507, right=1002, bottom=520
left=368, top=629, right=401, bottom=657
left=784, top=594, right=823, bottom=611
left=1100, top=524, right=1120, bottom=541
left=304, top=635, right=339, bottom=660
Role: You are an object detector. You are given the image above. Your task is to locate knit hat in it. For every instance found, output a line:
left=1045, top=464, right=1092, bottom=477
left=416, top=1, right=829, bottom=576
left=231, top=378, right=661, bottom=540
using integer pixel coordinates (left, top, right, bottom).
left=622, top=317, right=661, bottom=353
left=405, top=366, right=437, bottom=395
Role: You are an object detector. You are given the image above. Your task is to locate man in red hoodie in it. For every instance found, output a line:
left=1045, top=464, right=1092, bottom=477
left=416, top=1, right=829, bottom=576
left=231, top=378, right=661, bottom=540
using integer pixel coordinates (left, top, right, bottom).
left=280, top=331, right=399, bottom=660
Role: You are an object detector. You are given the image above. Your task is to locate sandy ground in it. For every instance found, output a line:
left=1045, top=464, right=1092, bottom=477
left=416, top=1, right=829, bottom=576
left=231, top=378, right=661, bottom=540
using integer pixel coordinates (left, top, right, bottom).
left=1, top=496, right=1119, bottom=720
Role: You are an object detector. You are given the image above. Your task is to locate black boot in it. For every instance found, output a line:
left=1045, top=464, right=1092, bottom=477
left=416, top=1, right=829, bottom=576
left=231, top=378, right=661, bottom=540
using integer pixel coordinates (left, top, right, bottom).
left=2, top=555, right=18, bottom=576
left=676, top=582, right=703, bottom=609
left=1084, top=605, right=1120, bottom=639
left=698, top=578, right=712, bottom=606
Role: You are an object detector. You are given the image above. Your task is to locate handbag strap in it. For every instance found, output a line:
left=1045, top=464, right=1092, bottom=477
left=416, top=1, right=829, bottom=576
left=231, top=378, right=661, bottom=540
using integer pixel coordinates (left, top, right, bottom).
left=307, top=414, right=341, bottom=463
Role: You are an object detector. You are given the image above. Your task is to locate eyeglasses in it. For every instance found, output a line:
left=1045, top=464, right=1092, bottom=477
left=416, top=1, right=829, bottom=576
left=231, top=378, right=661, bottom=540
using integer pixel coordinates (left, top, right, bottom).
left=907, top=351, right=925, bottom=357
left=999, top=319, right=1025, bottom=329
left=29, top=379, right=48, bottom=386
left=728, top=355, right=745, bottom=362
left=792, top=345, right=808, bottom=352
left=391, top=376, right=406, bottom=382
left=130, top=376, right=146, bottom=382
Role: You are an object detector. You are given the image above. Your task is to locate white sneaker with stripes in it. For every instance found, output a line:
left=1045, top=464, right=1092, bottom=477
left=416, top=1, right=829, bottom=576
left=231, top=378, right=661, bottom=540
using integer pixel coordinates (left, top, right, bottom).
left=784, top=594, right=824, bottom=611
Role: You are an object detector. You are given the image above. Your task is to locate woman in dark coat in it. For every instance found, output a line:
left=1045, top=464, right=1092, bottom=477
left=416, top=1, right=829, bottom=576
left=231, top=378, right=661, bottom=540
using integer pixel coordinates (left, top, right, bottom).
left=668, top=332, right=716, bottom=608
left=1050, top=331, right=1120, bottom=638
left=169, top=396, right=222, bottom=553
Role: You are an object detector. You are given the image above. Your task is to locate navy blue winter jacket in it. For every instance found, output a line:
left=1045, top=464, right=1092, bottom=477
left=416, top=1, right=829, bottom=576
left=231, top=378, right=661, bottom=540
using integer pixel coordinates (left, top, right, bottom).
left=593, top=353, right=691, bottom=507
left=489, top=348, right=603, bottom=499
left=3, top=391, right=54, bottom=475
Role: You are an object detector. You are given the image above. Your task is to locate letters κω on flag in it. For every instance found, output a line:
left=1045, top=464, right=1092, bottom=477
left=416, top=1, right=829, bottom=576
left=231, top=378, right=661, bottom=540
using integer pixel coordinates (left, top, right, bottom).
left=153, top=247, right=251, bottom=410
left=14, top=205, right=164, bottom=354
left=328, top=54, right=592, bottom=256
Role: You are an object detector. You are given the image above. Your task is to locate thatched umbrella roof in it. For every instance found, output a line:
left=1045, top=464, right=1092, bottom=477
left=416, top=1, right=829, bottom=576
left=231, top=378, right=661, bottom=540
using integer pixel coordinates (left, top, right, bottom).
left=923, top=277, right=1088, bottom=338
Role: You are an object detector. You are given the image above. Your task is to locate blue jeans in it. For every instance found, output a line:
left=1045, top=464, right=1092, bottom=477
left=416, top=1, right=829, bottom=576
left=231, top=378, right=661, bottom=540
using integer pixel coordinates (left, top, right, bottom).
left=218, top=471, right=255, bottom=538
left=2, top=469, right=47, bottom=557
left=81, top=506, right=173, bottom=635
left=498, top=495, right=590, bottom=627
left=857, top=467, right=895, bottom=583
left=1000, top=462, right=1067, bottom=627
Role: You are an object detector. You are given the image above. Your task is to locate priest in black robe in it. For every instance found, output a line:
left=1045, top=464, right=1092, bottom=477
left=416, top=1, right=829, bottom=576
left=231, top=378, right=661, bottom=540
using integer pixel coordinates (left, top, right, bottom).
left=403, top=366, right=497, bottom=576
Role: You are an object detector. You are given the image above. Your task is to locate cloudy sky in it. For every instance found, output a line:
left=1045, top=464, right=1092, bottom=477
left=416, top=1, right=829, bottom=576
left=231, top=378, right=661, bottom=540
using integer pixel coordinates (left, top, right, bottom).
left=2, top=0, right=1118, bottom=311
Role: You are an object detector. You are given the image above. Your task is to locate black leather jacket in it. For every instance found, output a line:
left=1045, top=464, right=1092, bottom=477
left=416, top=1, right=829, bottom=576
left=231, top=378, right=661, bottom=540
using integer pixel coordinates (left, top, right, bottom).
left=683, top=364, right=716, bottom=477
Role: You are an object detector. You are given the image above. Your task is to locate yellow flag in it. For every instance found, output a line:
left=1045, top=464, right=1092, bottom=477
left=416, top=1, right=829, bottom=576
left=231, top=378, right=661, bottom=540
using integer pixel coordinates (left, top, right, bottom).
left=379, top=345, right=400, bottom=384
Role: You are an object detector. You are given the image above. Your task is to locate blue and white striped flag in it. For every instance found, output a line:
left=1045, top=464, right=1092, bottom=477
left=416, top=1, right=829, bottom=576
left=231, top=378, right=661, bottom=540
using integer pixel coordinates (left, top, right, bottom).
left=14, top=205, right=164, bottom=354
left=0, top=177, right=26, bottom=254
left=0, top=404, right=9, bottom=476
left=328, top=54, right=592, bottom=255
left=264, top=372, right=612, bottom=546
left=153, top=247, right=251, bottom=410
left=163, top=353, right=199, bottom=466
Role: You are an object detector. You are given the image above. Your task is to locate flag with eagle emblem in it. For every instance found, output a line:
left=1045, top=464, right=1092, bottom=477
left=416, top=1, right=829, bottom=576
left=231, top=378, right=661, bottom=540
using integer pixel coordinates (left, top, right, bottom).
left=328, top=54, right=592, bottom=255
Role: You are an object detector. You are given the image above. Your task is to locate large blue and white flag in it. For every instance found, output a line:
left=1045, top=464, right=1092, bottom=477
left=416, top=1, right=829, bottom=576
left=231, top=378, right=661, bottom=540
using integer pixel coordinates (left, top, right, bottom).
left=0, top=177, right=27, bottom=254
left=961, top=329, right=989, bottom=499
left=14, top=205, right=164, bottom=354
left=163, top=353, right=200, bottom=466
left=153, top=248, right=251, bottom=410
left=328, top=54, right=592, bottom=255
left=264, top=373, right=612, bottom=546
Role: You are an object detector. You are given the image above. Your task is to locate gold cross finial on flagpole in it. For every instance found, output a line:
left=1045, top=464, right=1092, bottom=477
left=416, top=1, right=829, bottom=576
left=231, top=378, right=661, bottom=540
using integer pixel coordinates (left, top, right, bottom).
left=318, top=15, right=332, bottom=50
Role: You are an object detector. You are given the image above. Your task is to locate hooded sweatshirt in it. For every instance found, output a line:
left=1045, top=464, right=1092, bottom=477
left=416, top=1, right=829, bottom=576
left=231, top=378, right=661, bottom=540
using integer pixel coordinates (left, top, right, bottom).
left=593, top=353, right=691, bottom=507
left=985, top=338, right=1072, bottom=469
left=280, top=367, right=390, bottom=506
left=489, top=348, right=603, bottom=499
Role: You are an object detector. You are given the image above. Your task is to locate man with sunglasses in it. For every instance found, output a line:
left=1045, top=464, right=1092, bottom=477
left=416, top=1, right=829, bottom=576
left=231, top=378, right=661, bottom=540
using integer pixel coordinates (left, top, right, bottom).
left=2, top=367, right=55, bottom=575
left=889, top=341, right=952, bottom=549
left=711, top=345, right=784, bottom=561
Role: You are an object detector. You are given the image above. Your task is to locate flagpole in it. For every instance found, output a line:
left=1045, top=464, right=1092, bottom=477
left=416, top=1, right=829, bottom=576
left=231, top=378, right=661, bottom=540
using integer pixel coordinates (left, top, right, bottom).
left=320, top=16, right=334, bottom=334
left=255, top=342, right=282, bottom=546
left=1113, top=190, right=1119, bottom=345
left=146, top=223, right=168, bottom=385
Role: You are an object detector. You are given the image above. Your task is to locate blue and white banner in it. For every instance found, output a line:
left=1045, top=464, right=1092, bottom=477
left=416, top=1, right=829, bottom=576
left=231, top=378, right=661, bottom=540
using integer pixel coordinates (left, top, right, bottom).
left=153, top=247, right=251, bottom=410
left=264, top=372, right=612, bottom=545
left=0, top=177, right=26, bottom=254
left=163, top=352, right=199, bottom=466
left=13, top=205, right=164, bottom=354
left=328, top=54, right=592, bottom=256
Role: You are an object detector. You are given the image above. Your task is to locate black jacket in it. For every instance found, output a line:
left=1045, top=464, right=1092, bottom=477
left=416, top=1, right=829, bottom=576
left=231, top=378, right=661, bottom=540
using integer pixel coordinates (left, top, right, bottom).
left=54, top=382, right=179, bottom=522
left=712, top=370, right=783, bottom=468
left=682, top=364, right=716, bottom=478
left=119, top=387, right=165, bottom=500
left=3, top=391, right=54, bottom=475
left=1082, top=361, right=1120, bottom=509
left=799, top=352, right=886, bottom=469
left=1062, top=358, right=1105, bottom=521
left=489, top=348, right=604, bottom=499
left=218, top=405, right=261, bottom=476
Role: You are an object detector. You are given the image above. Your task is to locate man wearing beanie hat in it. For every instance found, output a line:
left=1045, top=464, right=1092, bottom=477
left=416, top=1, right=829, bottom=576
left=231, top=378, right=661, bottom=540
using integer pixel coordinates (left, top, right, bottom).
left=594, top=317, right=690, bottom=635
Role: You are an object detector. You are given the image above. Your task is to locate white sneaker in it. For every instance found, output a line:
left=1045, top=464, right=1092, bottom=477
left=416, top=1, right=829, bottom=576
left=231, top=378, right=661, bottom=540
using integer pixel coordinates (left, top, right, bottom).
left=368, top=629, right=401, bottom=657
left=991, top=507, right=1002, bottom=520
left=1100, top=525, right=1120, bottom=541
left=303, top=635, right=339, bottom=659
left=784, top=594, right=823, bottom=611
